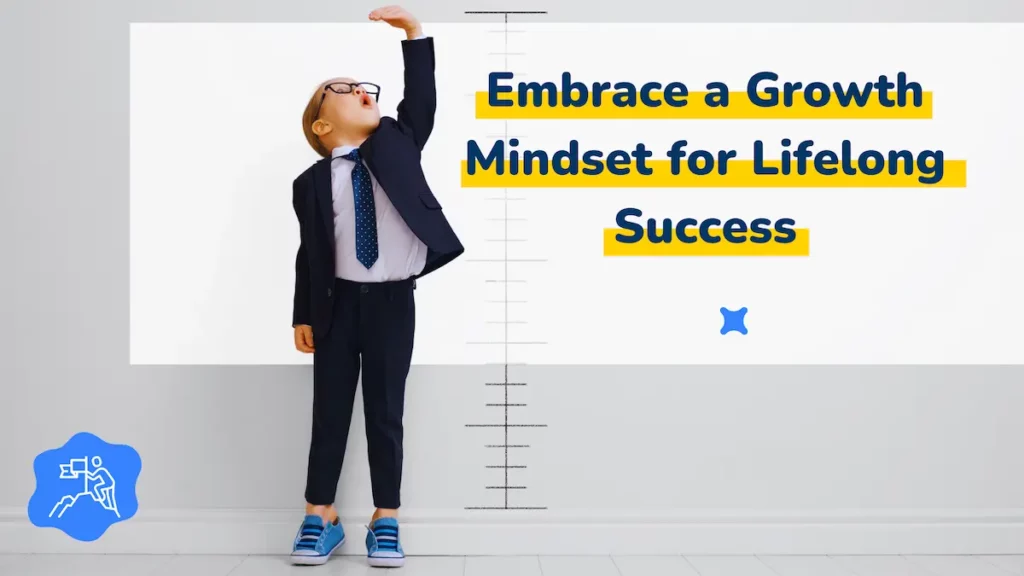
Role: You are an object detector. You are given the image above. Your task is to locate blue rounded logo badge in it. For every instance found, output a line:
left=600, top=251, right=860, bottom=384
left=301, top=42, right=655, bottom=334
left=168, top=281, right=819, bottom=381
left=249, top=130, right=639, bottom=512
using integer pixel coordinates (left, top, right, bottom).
left=27, top=432, right=142, bottom=541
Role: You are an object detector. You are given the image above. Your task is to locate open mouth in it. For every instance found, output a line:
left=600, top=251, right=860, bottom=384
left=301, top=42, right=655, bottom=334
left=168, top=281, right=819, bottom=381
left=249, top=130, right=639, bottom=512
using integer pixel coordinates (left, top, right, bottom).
left=360, top=93, right=373, bottom=108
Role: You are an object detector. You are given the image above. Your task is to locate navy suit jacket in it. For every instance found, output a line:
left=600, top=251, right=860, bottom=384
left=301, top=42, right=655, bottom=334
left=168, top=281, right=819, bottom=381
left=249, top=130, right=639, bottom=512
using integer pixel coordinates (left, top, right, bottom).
left=291, top=37, right=464, bottom=337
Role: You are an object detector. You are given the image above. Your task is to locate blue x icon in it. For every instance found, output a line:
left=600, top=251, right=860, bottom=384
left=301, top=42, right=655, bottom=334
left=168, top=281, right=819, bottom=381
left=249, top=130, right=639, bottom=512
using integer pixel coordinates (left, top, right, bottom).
left=720, top=307, right=748, bottom=335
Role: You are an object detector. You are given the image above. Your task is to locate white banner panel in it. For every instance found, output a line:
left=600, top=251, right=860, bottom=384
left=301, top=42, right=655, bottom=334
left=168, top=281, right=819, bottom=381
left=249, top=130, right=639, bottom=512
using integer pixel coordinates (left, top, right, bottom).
left=130, top=23, right=1024, bottom=364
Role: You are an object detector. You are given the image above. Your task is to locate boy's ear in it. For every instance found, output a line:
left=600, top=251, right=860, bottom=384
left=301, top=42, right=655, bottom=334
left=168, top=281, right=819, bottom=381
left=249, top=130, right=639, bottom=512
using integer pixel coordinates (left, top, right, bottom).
left=312, top=119, right=332, bottom=137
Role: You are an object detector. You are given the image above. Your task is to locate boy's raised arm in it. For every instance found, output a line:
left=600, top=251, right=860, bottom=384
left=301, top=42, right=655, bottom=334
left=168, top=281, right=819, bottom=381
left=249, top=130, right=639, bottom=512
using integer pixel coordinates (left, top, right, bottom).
left=370, top=6, right=436, bottom=149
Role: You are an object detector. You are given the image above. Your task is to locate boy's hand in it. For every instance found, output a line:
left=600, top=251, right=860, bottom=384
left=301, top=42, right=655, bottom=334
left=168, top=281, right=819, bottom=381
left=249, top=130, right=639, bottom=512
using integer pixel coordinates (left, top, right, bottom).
left=294, top=325, right=315, bottom=353
left=369, top=5, right=423, bottom=40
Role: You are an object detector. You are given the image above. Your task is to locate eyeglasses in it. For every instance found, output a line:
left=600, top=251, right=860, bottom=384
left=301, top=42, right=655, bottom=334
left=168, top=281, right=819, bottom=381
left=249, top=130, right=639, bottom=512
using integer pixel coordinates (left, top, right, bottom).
left=313, top=82, right=381, bottom=121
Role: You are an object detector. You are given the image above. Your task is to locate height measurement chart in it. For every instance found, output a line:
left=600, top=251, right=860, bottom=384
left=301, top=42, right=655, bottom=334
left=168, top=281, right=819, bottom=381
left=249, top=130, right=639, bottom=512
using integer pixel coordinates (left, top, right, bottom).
left=130, top=23, right=1024, bottom=366
left=460, top=11, right=550, bottom=513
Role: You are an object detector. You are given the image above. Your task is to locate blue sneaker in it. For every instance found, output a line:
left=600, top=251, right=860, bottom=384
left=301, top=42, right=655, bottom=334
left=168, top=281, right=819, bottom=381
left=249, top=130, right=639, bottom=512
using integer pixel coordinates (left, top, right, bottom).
left=291, top=514, right=345, bottom=565
left=366, top=517, right=405, bottom=567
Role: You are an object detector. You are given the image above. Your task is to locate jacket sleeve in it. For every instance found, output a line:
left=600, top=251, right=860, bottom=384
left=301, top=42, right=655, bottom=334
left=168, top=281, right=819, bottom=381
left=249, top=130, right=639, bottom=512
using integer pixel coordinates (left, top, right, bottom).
left=291, top=176, right=311, bottom=327
left=395, top=36, right=437, bottom=150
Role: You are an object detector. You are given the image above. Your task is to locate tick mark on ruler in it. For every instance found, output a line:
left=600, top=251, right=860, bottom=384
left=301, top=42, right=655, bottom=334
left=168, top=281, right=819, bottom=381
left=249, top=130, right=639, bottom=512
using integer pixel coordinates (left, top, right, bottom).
left=465, top=506, right=548, bottom=510
left=465, top=10, right=549, bottom=14
left=467, top=341, right=547, bottom=345
left=466, top=258, right=547, bottom=262
left=466, top=424, right=548, bottom=428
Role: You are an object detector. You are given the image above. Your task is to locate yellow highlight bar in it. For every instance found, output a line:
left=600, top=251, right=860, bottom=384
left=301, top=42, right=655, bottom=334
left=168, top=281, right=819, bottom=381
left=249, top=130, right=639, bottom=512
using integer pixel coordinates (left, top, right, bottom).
left=603, top=228, right=811, bottom=256
left=476, top=91, right=933, bottom=119
left=461, top=160, right=967, bottom=188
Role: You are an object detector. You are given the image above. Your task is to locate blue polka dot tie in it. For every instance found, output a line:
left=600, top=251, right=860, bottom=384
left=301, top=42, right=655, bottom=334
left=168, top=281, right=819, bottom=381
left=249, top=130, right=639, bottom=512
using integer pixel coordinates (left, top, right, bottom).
left=342, top=149, right=378, bottom=269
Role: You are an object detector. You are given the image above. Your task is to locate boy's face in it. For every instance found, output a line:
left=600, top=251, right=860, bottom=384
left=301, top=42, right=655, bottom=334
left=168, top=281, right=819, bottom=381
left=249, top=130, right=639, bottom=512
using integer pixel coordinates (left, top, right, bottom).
left=316, top=77, right=381, bottom=136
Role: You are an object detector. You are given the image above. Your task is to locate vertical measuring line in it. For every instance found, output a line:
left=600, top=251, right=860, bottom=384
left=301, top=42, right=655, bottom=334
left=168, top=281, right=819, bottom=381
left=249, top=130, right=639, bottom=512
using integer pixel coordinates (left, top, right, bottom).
left=502, top=11, right=510, bottom=509
left=465, top=9, right=549, bottom=512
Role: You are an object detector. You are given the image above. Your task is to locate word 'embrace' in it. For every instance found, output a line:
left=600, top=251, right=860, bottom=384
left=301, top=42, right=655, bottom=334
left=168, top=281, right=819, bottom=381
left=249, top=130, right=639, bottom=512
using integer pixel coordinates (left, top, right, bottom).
left=487, top=71, right=924, bottom=109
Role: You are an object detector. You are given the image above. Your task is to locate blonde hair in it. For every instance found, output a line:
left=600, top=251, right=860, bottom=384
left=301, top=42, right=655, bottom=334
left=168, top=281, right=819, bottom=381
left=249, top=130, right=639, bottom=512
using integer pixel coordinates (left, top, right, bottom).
left=302, top=81, right=331, bottom=158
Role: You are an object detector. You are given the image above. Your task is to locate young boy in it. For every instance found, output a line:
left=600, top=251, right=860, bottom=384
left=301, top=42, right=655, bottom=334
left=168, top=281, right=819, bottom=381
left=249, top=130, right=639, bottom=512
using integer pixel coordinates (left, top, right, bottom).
left=289, top=5, right=463, bottom=566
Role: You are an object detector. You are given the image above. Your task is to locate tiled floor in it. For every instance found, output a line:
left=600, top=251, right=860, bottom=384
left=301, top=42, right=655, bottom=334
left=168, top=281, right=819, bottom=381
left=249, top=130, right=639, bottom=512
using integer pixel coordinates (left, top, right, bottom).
left=0, top=554, right=1022, bottom=576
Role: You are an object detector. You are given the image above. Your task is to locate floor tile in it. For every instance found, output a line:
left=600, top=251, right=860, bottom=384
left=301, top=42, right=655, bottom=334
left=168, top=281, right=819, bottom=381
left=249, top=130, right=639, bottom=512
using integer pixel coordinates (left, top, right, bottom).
left=465, top=555, right=542, bottom=576
left=0, top=554, right=173, bottom=576
left=150, top=555, right=246, bottom=576
left=0, top=555, right=20, bottom=574
left=612, top=555, right=701, bottom=576
left=539, top=555, right=621, bottom=576
left=831, top=555, right=940, bottom=576
left=905, top=555, right=1016, bottom=576
left=978, top=555, right=1024, bottom=575
left=397, top=556, right=467, bottom=576
left=683, top=555, right=778, bottom=576
left=760, top=555, right=856, bottom=576
left=229, top=555, right=359, bottom=576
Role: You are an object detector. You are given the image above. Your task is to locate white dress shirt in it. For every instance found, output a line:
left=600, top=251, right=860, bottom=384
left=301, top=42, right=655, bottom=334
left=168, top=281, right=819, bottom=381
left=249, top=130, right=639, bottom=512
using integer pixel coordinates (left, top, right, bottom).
left=331, top=145, right=427, bottom=282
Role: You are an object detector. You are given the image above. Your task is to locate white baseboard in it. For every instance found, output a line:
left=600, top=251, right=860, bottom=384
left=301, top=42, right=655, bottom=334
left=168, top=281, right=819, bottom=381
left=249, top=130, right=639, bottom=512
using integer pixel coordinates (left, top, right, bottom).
left=4, top=508, right=1024, bottom=555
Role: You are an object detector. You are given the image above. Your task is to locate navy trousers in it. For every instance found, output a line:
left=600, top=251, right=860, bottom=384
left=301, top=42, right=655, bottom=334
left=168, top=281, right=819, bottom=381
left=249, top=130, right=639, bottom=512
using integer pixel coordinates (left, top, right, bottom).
left=304, top=277, right=415, bottom=509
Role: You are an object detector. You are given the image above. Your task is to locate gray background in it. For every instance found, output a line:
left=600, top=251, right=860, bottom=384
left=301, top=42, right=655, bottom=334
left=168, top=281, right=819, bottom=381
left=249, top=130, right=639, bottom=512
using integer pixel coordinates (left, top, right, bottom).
left=2, top=0, right=1024, bottom=551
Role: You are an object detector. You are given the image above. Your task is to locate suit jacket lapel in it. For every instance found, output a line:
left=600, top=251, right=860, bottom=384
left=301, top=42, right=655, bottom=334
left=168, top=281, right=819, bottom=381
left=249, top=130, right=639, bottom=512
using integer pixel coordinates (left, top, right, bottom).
left=359, top=129, right=391, bottom=201
left=313, top=157, right=335, bottom=253
left=358, top=133, right=377, bottom=181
